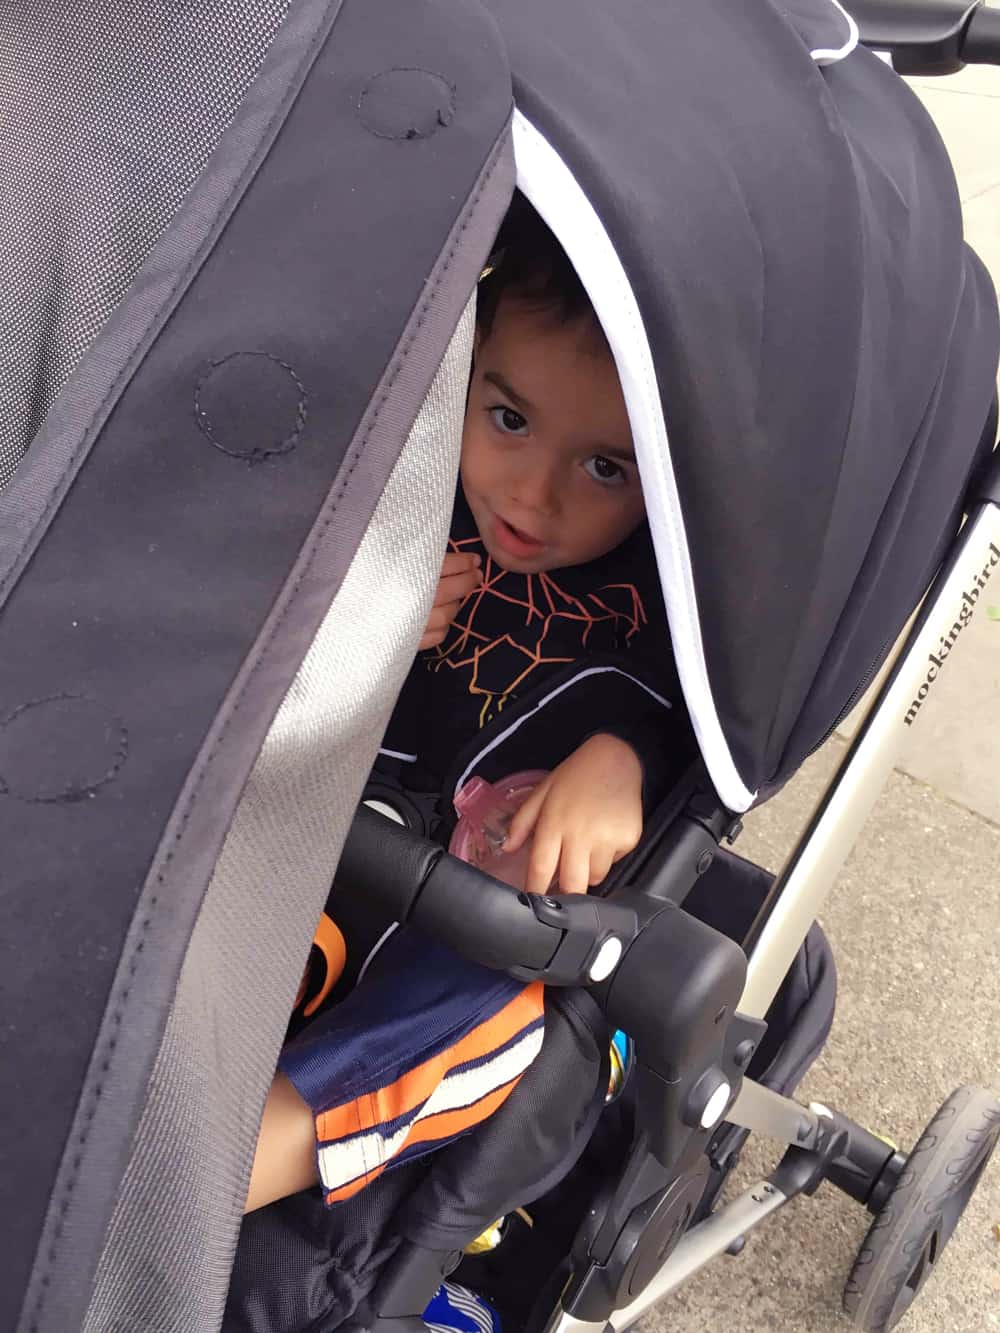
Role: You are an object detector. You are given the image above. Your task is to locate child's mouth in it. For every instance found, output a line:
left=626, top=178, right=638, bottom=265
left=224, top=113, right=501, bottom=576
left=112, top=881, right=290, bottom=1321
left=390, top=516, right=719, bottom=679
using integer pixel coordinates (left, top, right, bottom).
left=493, top=515, right=547, bottom=560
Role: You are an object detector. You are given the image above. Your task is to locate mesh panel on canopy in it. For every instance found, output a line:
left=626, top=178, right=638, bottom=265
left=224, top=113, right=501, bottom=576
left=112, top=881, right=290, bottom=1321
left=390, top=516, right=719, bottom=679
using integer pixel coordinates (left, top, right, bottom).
left=0, top=2, right=290, bottom=489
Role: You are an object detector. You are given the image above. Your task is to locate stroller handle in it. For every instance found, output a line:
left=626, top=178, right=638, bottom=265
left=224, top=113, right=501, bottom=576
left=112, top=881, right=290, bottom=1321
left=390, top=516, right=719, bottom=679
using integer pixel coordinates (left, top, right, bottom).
left=340, top=820, right=759, bottom=1328
left=338, top=805, right=752, bottom=1104
left=851, top=0, right=1000, bottom=73
left=339, top=803, right=642, bottom=986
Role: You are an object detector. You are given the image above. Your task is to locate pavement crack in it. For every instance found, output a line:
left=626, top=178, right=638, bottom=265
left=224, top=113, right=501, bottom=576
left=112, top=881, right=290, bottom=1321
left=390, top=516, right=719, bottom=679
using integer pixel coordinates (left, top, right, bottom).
left=890, top=763, right=1000, bottom=834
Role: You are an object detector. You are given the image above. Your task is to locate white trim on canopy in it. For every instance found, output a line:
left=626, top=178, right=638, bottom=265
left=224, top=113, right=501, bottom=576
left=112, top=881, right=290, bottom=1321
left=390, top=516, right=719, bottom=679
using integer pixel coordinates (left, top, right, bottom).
left=810, top=0, right=860, bottom=65
left=511, top=109, right=756, bottom=813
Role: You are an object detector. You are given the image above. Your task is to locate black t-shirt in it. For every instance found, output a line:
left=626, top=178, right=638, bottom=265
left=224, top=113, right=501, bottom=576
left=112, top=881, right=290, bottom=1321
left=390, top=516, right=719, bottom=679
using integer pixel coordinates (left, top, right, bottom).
left=380, top=486, right=679, bottom=799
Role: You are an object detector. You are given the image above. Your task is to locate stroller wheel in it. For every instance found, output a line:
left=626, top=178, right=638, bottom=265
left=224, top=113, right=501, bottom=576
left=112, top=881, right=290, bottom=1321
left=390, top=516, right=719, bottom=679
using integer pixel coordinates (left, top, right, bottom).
left=843, top=1086, right=1000, bottom=1331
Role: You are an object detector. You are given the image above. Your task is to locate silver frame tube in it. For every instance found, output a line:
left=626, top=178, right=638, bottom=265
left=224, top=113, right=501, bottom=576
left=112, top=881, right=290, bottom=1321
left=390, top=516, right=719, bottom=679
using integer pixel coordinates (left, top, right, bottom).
left=724, top=1077, right=825, bottom=1149
left=740, top=501, right=1000, bottom=1019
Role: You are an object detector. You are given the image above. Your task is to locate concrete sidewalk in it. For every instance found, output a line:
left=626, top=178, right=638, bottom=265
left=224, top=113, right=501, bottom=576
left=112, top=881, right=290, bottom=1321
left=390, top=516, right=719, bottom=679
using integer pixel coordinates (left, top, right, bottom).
left=641, top=47, right=1000, bottom=1333
left=893, top=60, right=1000, bottom=829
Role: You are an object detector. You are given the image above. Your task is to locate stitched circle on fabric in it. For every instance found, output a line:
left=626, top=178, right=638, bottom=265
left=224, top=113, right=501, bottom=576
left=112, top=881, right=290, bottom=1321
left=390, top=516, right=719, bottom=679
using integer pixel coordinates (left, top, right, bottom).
left=358, top=68, right=455, bottom=141
left=0, top=695, right=128, bottom=803
left=194, top=352, right=307, bottom=462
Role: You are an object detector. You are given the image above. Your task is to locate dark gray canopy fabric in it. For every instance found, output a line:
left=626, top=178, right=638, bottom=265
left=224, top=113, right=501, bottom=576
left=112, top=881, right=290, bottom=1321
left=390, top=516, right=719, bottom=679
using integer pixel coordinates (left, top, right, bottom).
left=486, top=0, right=1000, bottom=807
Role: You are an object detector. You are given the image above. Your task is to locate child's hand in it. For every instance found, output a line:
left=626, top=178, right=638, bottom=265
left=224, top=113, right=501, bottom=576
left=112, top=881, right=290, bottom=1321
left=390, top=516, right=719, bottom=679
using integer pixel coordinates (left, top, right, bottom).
left=504, top=734, right=643, bottom=895
left=419, top=550, right=482, bottom=650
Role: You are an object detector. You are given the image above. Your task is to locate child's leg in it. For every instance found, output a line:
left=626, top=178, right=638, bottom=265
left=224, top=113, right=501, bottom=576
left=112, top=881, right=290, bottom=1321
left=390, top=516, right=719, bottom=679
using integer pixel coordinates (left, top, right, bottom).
left=245, top=1073, right=317, bottom=1213
left=245, top=931, right=545, bottom=1214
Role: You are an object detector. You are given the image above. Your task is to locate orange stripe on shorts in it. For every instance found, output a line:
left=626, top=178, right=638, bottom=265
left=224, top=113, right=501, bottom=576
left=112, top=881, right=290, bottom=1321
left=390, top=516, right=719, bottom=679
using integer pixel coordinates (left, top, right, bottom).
left=316, top=982, right=543, bottom=1144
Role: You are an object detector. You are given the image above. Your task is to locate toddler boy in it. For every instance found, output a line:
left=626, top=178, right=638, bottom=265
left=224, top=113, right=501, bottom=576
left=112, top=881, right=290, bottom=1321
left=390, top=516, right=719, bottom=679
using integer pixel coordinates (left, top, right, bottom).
left=245, top=196, right=671, bottom=1214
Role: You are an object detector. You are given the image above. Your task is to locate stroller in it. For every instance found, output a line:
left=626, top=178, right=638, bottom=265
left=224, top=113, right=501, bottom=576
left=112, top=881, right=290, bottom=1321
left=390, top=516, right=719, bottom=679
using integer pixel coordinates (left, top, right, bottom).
left=3, top=1, right=1000, bottom=1330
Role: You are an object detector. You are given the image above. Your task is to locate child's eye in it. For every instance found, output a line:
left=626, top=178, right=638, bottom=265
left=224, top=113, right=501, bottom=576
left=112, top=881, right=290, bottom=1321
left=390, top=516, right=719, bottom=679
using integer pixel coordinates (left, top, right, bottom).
left=584, top=455, right=626, bottom=486
left=489, top=406, right=529, bottom=436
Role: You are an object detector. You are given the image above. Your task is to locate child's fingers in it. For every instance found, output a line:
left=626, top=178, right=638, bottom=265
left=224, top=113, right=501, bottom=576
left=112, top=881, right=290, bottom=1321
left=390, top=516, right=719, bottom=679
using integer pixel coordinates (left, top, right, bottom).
left=557, top=840, right=592, bottom=896
left=524, top=827, right=562, bottom=896
left=588, top=846, right=616, bottom=888
left=427, top=598, right=465, bottom=630
left=504, top=782, right=548, bottom=854
left=437, top=551, right=482, bottom=600
left=434, top=566, right=482, bottom=607
left=441, top=550, right=482, bottom=577
left=420, top=600, right=468, bottom=649
left=420, top=597, right=467, bottom=651
left=610, top=835, right=639, bottom=865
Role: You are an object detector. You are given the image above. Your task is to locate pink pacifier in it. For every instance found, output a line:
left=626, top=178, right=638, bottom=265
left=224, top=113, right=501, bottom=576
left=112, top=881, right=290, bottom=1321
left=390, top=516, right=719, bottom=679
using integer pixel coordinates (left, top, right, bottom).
left=449, top=770, right=550, bottom=891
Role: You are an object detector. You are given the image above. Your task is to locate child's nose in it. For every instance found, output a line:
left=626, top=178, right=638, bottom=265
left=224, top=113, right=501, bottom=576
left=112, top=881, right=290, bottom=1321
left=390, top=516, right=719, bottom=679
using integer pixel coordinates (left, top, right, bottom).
left=511, top=465, right=559, bottom=517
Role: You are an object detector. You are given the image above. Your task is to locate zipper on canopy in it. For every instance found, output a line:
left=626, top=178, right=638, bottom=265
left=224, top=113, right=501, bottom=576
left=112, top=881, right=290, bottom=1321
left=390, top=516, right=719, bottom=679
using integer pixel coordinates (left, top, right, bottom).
left=805, top=628, right=898, bottom=765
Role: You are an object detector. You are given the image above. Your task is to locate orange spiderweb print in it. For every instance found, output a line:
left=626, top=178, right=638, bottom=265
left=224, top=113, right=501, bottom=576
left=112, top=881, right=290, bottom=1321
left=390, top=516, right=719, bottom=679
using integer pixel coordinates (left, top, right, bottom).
left=428, top=536, right=648, bottom=729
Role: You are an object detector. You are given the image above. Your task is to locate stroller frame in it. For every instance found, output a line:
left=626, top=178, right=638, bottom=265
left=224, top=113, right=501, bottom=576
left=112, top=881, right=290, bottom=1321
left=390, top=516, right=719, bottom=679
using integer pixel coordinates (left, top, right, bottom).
left=546, top=480, right=1000, bottom=1333
left=344, top=448, right=1000, bottom=1333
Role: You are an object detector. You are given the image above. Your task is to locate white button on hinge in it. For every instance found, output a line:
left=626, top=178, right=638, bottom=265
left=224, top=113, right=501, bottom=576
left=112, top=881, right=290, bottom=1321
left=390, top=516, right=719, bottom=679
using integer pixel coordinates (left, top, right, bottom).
left=589, top=936, right=622, bottom=982
left=700, top=1081, right=732, bottom=1129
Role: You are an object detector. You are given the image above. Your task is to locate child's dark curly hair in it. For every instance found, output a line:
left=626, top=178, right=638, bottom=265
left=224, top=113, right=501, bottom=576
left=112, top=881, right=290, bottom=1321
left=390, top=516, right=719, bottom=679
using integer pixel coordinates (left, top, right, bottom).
left=476, top=192, right=604, bottom=343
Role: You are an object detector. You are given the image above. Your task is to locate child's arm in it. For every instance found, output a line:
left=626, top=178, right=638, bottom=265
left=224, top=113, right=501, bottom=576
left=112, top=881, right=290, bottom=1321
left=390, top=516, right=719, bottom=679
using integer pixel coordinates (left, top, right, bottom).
left=503, top=733, right=644, bottom=895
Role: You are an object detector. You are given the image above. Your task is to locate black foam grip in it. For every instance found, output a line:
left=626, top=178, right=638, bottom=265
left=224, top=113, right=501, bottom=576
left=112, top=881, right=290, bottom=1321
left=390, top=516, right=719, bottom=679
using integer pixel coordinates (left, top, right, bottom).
left=337, top=805, right=444, bottom=922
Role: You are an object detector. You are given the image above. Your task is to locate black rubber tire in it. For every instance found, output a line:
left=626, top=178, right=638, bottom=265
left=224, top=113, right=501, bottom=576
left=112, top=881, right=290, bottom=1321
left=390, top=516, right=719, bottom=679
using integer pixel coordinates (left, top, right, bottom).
left=843, top=1085, right=1000, bottom=1331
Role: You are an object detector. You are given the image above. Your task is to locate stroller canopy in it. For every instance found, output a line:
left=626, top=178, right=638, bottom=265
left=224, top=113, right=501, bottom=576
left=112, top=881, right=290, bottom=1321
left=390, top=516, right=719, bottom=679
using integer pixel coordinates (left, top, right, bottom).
left=486, top=0, right=999, bottom=809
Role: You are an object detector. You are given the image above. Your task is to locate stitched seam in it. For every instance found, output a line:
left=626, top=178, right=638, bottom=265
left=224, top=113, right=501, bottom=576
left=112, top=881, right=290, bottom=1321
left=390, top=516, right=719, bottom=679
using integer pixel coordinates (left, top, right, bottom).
left=24, top=12, right=341, bottom=1325
left=25, top=901, right=157, bottom=1327
left=358, top=68, right=456, bottom=141
left=193, top=352, right=309, bottom=461
left=368, top=1093, right=383, bottom=1168
left=0, top=695, right=128, bottom=804
left=29, top=124, right=507, bottom=1326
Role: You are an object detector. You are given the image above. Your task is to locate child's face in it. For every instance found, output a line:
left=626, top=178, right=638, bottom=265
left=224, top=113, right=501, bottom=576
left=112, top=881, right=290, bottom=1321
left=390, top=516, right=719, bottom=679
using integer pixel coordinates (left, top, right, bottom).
left=461, top=298, right=645, bottom=574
